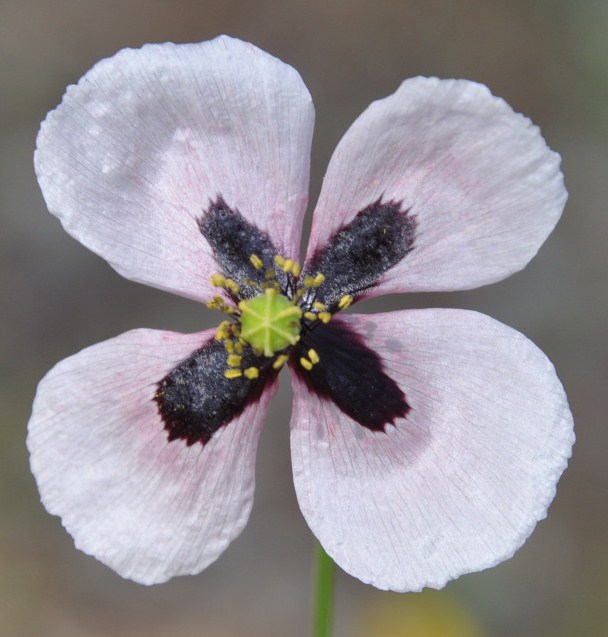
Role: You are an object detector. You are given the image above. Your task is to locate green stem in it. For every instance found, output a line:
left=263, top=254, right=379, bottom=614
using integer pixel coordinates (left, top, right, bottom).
left=313, top=543, right=335, bottom=637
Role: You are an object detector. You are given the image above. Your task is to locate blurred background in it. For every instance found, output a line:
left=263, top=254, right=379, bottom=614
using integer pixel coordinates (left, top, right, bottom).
left=1, top=1, right=606, bottom=635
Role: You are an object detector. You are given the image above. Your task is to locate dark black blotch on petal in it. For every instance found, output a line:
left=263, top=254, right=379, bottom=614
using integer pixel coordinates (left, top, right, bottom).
left=306, top=199, right=416, bottom=310
left=198, top=196, right=286, bottom=298
left=155, top=339, right=276, bottom=445
left=292, top=318, right=410, bottom=431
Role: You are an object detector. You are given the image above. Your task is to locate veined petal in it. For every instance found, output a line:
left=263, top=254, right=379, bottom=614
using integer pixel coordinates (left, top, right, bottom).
left=290, top=309, right=573, bottom=591
left=35, top=36, right=314, bottom=302
left=27, top=328, right=278, bottom=584
left=307, top=78, right=566, bottom=295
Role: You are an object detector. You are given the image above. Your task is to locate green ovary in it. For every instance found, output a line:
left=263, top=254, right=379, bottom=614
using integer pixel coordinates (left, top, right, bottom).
left=239, top=288, right=302, bottom=357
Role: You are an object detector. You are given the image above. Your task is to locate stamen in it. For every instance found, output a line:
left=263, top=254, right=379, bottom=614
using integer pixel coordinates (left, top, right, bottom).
left=303, top=311, right=317, bottom=321
left=227, top=354, right=242, bottom=367
left=282, top=258, right=294, bottom=273
left=224, top=369, right=243, bottom=379
left=338, top=294, right=353, bottom=310
left=312, top=273, right=326, bottom=286
left=318, top=312, right=332, bottom=324
left=224, top=340, right=235, bottom=354
left=210, top=274, right=226, bottom=287
left=312, top=301, right=326, bottom=311
left=206, top=296, right=222, bottom=310
left=274, top=255, right=286, bottom=268
left=215, top=320, right=232, bottom=340
left=273, top=354, right=289, bottom=370
left=250, top=254, right=264, bottom=269
left=308, top=348, right=320, bottom=365
left=244, top=367, right=259, bottom=379
left=225, top=279, right=240, bottom=295
left=299, top=357, right=313, bottom=371
left=291, top=262, right=301, bottom=277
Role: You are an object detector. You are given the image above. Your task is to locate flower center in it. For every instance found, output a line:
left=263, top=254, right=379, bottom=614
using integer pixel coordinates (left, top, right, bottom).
left=238, top=288, right=302, bottom=357
left=206, top=252, right=355, bottom=380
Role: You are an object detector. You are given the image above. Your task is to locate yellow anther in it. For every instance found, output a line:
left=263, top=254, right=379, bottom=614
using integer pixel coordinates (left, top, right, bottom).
left=308, top=348, right=320, bottom=365
left=250, top=254, right=264, bottom=269
left=227, top=354, right=242, bottom=367
left=294, top=289, right=305, bottom=301
left=265, top=268, right=276, bottom=280
left=282, top=258, right=294, bottom=273
left=312, top=273, right=326, bottom=286
left=274, top=255, right=286, bottom=268
left=312, top=301, right=327, bottom=311
left=338, top=294, right=353, bottom=310
left=291, top=262, right=301, bottom=278
left=224, top=340, right=235, bottom=354
left=235, top=340, right=244, bottom=354
left=273, top=354, right=289, bottom=370
left=225, top=279, right=240, bottom=295
left=210, top=273, right=226, bottom=287
left=215, top=320, right=232, bottom=340
left=244, top=366, right=259, bottom=380
left=299, top=357, right=313, bottom=371
left=206, top=297, right=221, bottom=310
left=224, top=369, right=243, bottom=379
left=303, top=276, right=315, bottom=288
left=318, top=312, right=332, bottom=324
left=303, top=311, right=317, bottom=321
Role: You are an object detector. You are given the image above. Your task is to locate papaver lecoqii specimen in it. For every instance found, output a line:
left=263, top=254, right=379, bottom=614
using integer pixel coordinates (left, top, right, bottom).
left=28, top=36, right=574, bottom=591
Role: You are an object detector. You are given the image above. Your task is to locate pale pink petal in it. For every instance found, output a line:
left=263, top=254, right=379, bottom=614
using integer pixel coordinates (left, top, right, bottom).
left=35, top=36, right=314, bottom=301
left=307, top=78, right=566, bottom=294
left=27, top=328, right=278, bottom=584
left=290, top=310, right=573, bottom=591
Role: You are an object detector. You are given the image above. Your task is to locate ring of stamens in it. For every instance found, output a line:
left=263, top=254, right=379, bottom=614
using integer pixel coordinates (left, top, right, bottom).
left=206, top=253, right=354, bottom=379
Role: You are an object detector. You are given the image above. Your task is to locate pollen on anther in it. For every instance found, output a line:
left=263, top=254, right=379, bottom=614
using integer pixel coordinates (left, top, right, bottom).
left=304, top=311, right=317, bottom=321
left=227, top=354, right=242, bottom=367
left=318, top=312, right=332, bottom=324
left=308, top=348, right=320, bottom=364
left=215, top=321, right=231, bottom=340
left=250, top=254, right=264, bottom=269
left=274, top=255, right=286, bottom=268
left=299, top=357, right=313, bottom=371
left=313, top=301, right=326, bottom=311
left=244, top=367, right=259, bottom=380
left=225, top=279, right=240, bottom=295
left=210, top=273, right=226, bottom=287
left=291, top=262, right=301, bottom=277
left=273, top=354, right=289, bottom=370
left=312, top=273, right=326, bottom=286
left=224, top=369, right=243, bottom=379
left=338, top=294, right=353, bottom=310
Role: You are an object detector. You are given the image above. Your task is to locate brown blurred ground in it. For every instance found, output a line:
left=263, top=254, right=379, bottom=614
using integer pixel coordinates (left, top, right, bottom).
left=1, top=1, right=607, bottom=636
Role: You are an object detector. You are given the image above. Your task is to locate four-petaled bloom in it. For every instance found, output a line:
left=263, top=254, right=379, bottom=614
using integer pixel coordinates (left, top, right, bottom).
left=28, top=36, right=574, bottom=591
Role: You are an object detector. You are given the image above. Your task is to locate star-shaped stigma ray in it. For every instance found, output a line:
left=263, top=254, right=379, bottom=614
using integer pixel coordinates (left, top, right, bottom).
left=29, top=36, right=573, bottom=590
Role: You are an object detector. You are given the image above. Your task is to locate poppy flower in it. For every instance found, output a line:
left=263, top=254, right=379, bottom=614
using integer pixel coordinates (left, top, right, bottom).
left=28, top=35, right=574, bottom=591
